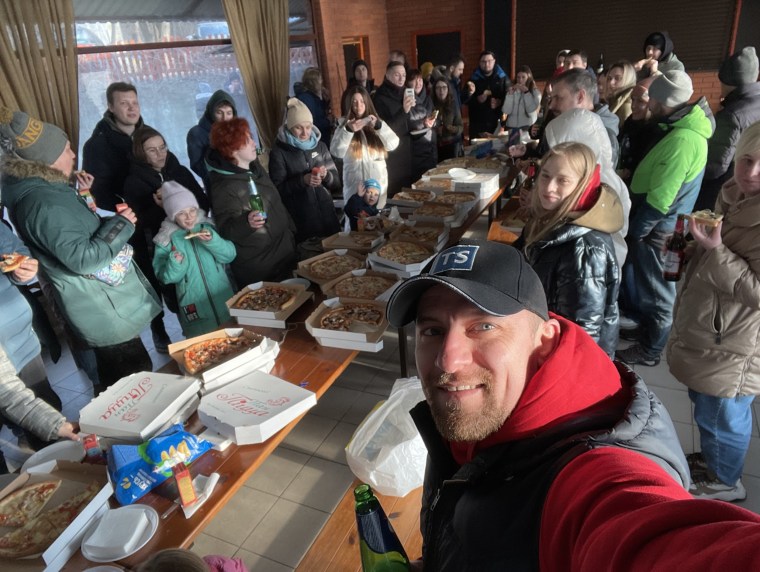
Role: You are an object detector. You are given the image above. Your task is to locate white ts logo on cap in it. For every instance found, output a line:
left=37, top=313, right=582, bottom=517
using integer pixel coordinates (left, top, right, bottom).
left=431, top=245, right=479, bottom=274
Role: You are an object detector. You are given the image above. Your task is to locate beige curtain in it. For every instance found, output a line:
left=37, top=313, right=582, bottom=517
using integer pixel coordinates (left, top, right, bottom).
left=222, top=0, right=289, bottom=153
left=0, top=0, right=79, bottom=150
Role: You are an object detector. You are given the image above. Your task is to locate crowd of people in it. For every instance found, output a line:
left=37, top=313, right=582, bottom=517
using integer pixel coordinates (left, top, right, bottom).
left=1, top=25, right=760, bottom=569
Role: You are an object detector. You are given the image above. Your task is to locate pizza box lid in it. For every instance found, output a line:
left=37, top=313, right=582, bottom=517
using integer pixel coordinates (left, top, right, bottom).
left=366, top=242, right=436, bottom=272
left=454, top=172, right=500, bottom=192
left=321, top=230, right=385, bottom=254
left=168, top=327, right=275, bottom=382
left=305, top=297, right=388, bottom=343
left=199, top=344, right=280, bottom=395
left=227, top=281, right=312, bottom=320
left=197, top=370, right=317, bottom=445
left=296, top=249, right=367, bottom=286
left=321, top=268, right=402, bottom=301
left=386, top=188, right=437, bottom=208
left=389, top=221, right=450, bottom=251
left=78, top=372, right=201, bottom=440
left=0, top=461, right=112, bottom=569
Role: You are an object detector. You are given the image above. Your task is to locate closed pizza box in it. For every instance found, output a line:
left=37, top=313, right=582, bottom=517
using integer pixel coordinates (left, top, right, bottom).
left=454, top=172, right=500, bottom=198
left=0, top=461, right=112, bottom=571
left=389, top=221, right=450, bottom=252
left=227, top=281, right=312, bottom=321
left=321, top=231, right=385, bottom=254
left=197, top=370, right=317, bottom=445
left=321, top=268, right=402, bottom=302
left=367, top=257, right=422, bottom=279
left=296, top=249, right=367, bottom=286
left=79, top=372, right=201, bottom=441
left=200, top=347, right=280, bottom=395
left=168, top=327, right=277, bottom=384
left=305, top=298, right=388, bottom=352
left=386, top=188, right=437, bottom=208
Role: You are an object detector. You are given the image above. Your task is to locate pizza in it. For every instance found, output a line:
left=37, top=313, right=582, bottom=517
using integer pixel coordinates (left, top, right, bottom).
left=184, top=230, right=212, bottom=240
left=184, top=334, right=263, bottom=375
left=0, top=481, right=100, bottom=559
left=0, top=480, right=61, bottom=528
left=309, top=254, right=365, bottom=281
left=691, top=209, right=724, bottom=228
left=346, top=231, right=382, bottom=247
left=413, top=178, right=452, bottom=191
left=377, top=242, right=432, bottom=265
left=393, top=189, right=436, bottom=203
left=319, top=303, right=384, bottom=332
left=361, top=216, right=399, bottom=233
left=0, top=253, right=28, bottom=273
left=333, top=275, right=396, bottom=299
left=392, top=226, right=442, bottom=243
left=435, top=192, right=476, bottom=205
left=234, top=286, right=297, bottom=312
left=414, top=202, right=457, bottom=217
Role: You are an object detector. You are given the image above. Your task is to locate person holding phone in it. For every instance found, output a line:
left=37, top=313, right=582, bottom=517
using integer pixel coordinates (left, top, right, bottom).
left=406, top=69, right=438, bottom=181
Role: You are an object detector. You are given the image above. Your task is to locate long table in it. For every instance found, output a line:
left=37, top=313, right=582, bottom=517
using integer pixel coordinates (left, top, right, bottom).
left=63, top=299, right=357, bottom=571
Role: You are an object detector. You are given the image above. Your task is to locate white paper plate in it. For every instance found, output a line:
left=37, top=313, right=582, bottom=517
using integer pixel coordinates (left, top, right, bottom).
left=281, top=277, right=311, bottom=288
left=84, top=567, right=123, bottom=572
left=21, top=439, right=85, bottom=473
left=81, top=505, right=159, bottom=563
left=448, top=168, right=477, bottom=180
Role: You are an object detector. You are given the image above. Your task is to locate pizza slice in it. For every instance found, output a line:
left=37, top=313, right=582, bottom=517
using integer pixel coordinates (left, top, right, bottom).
left=0, top=253, right=28, bottom=273
left=233, top=286, right=297, bottom=312
left=0, top=480, right=61, bottom=527
left=183, top=334, right=262, bottom=375
left=184, top=230, right=212, bottom=240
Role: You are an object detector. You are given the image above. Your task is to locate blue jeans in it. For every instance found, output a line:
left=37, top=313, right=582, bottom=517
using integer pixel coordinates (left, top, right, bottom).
left=621, top=237, right=676, bottom=355
left=689, top=389, right=755, bottom=484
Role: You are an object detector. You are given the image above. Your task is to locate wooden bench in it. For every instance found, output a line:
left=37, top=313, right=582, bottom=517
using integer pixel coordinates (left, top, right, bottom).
left=297, top=480, right=423, bottom=571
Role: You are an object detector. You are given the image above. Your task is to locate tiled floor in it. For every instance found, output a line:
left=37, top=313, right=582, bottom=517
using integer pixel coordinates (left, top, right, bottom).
left=4, top=212, right=760, bottom=570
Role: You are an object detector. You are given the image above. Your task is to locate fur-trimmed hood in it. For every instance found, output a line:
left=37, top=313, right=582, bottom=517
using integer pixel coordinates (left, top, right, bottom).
left=153, top=209, right=212, bottom=246
left=1, top=155, right=69, bottom=205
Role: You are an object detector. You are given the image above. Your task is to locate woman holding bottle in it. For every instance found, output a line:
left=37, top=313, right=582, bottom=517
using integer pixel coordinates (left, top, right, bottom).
left=667, top=121, right=760, bottom=502
left=431, top=78, right=463, bottom=160
left=206, top=118, right=296, bottom=286
left=331, top=86, right=399, bottom=208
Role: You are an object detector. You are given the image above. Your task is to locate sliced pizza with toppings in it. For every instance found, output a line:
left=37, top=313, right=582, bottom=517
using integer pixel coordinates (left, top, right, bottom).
left=333, top=275, right=396, bottom=299
left=434, top=192, right=477, bottom=204
left=0, top=253, right=28, bottom=273
left=377, top=242, right=432, bottom=265
left=184, top=334, right=263, bottom=375
left=319, top=303, right=384, bottom=332
left=392, top=226, right=442, bottom=243
left=309, top=254, right=365, bottom=281
left=0, top=480, right=61, bottom=528
left=234, top=286, right=297, bottom=312
left=413, top=202, right=456, bottom=218
left=394, top=189, right=437, bottom=203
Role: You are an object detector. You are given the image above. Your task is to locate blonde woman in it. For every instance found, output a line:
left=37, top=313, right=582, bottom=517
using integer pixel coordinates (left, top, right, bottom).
left=519, top=142, right=623, bottom=356
left=605, top=60, right=638, bottom=128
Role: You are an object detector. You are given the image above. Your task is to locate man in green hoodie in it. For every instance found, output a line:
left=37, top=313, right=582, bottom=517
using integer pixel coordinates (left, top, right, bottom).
left=616, top=70, right=713, bottom=367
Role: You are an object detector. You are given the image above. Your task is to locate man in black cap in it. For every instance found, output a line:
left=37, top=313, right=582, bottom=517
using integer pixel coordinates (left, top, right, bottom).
left=387, top=239, right=760, bottom=571
left=695, top=46, right=760, bottom=211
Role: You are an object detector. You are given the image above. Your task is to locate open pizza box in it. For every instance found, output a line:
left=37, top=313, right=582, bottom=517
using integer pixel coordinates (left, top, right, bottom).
left=386, top=188, right=438, bottom=208
left=227, top=281, right=313, bottom=328
left=305, top=297, right=388, bottom=352
left=197, top=370, right=317, bottom=445
left=434, top=191, right=479, bottom=213
left=321, top=268, right=402, bottom=302
left=389, top=221, right=450, bottom=252
left=296, top=249, right=367, bottom=287
left=367, top=243, right=436, bottom=273
left=409, top=201, right=468, bottom=227
left=0, top=461, right=112, bottom=571
left=169, top=327, right=279, bottom=386
left=79, top=372, right=201, bottom=442
left=411, top=177, right=451, bottom=194
left=321, top=231, right=385, bottom=254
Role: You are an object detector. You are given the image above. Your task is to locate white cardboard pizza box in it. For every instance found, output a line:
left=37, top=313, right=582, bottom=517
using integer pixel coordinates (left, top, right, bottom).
left=0, top=461, right=112, bottom=571
left=200, top=345, right=280, bottom=395
left=197, top=370, right=317, bottom=445
left=389, top=221, right=450, bottom=252
left=408, top=201, right=462, bottom=226
left=410, top=177, right=451, bottom=194
left=168, top=327, right=275, bottom=383
left=367, top=257, right=424, bottom=279
left=385, top=188, right=438, bottom=208
left=78, top=372, right=200, bottom=440
left=296, top=249, right=367, bottom=286
left=366, top=243, right=436, bottom=273
left=454, top=172, right=500, bottom=198
left=321, top=268, right=401, bottom=302
left=304, top=297, right=387, bottom=352
left=435, top=192, right=479, bottom=213
left=226, top=281, right=312, bottom=321
left=321, top=231, right=385, bottom=254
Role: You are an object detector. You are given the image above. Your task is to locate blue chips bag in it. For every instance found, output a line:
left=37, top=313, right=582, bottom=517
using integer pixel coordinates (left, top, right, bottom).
left=108, top=424, right=212, bottom=505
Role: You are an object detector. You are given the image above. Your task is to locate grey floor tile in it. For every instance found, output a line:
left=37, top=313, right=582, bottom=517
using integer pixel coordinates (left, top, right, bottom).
left=280, top=413, right=337, bottom=456
left=234, top=549, right=295, bottom=572
left=53, top=369, right=93, bottom=394
left=61, top=391, right=95, bottom=422
left=672, top=421, right=695, bottom=455
left=241, top=498, right=329, bottom=568
left=652, top=386, right=693, bottom=425
left=42, top=346, right=78, bottom=384
left=245, top=446, right=311, bottom=497
left=314, top=420, right=358, bottom=465
left=281, top=456, right=355, bottom=513
left=310, top=386, right=363, bottom=421
left=342, top=391, right=384, bottom=425
left=190, top=532, right=238, bottom=558
left=203, top=486, right=279, bottom=546
left=744, top=436, right=760, bottom=478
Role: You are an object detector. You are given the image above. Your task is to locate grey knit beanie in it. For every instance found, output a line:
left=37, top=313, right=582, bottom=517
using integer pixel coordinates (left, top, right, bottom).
left=0, top=107, right=68, bottom=164
left=719, top=47, right=759, bottom=87
left=648, top=70, right=693, bottom=108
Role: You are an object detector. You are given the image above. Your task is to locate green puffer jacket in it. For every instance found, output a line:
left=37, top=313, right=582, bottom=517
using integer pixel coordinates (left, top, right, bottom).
left=0, top=157, right=161, bottom=347
left=153, top=214, right=236, bottom=338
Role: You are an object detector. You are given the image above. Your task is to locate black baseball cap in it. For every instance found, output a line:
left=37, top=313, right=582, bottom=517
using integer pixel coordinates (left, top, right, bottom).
left=386, top=239, right=549, bottom=327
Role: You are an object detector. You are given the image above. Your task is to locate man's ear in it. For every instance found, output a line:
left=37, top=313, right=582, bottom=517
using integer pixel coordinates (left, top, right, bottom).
left=535, top=318, right=561, bottom=366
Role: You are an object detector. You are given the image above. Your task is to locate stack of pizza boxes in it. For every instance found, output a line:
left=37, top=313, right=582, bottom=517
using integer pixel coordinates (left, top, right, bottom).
left=227, top=281, right=313, bottom=328
left=0, top=461, right=113, bottom=570
left=168, top=327, right=280, bottom=394
left=79, top=372, right=201, bottom=442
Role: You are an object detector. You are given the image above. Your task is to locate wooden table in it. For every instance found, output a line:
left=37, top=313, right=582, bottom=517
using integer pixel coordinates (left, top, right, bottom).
left=63, top=299, right=358, bottom=571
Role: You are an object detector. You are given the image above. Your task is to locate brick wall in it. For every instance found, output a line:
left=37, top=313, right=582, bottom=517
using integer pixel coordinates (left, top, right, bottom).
left=312, top=0, right=390, bottom=117
left=691, top=70, right=722, bottom=114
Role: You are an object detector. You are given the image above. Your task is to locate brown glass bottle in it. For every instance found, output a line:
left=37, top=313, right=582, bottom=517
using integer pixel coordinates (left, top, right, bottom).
left=663, top=214, right=687, bottom=281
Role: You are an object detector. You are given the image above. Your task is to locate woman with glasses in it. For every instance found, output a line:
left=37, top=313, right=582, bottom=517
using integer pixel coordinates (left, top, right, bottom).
left=431, top=78, right=463, bottom=160
left=123, top=127, right=209, bottom=350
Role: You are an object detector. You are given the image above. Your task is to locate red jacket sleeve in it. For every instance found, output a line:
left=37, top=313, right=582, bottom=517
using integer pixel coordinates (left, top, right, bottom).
left=540, top=447, right=760, bottom=571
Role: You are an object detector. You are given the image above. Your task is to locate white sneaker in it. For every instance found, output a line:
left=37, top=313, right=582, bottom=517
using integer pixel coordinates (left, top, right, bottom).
left=690, top=473, right=747, bottom=502
left=619, top=315, right=639, bottom=330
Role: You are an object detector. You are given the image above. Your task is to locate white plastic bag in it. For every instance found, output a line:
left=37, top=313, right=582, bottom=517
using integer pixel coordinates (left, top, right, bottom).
left=345, top=377, right=427, bottom=497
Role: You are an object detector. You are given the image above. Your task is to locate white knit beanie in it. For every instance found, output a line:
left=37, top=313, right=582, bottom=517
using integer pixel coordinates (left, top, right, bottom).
left=648, top=70, right=693, bottom=108
left=161, top=181, right=199, bottom=222
left=285, top=97, right=313, bottom=130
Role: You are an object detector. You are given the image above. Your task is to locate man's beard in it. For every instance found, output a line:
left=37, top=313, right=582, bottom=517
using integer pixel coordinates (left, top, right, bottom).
left=427, top=370, right=509, bottom=442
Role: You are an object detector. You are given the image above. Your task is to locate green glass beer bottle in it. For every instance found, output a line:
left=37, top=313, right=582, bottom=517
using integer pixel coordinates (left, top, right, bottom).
left=354, top=483, right=410, bottom=572
left=248, top=175, right=266, bottom=218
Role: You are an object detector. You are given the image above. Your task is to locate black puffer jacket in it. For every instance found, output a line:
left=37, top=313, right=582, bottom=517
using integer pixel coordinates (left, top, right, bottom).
left=206, top=150, right=297, bottom=287
left=372, top=79, right=413, bottom=194
left=268, top=126, right=341, bottom=243
left=408, top=88, right=437, bottom=181
left=522, top=185, right=623, bottom=356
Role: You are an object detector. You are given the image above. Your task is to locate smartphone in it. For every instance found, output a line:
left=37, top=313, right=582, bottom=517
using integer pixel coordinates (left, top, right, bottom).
left=404, top=87, right=415, bottom=100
